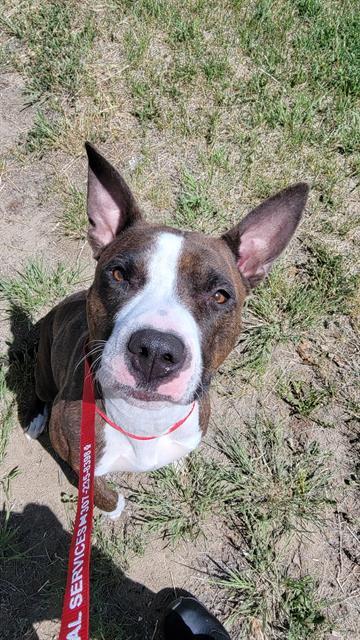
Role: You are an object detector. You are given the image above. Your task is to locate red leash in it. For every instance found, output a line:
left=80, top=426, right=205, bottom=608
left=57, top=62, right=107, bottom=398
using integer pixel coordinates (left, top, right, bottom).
left=58, top=357, right=95, bottom=640
left=58, top=356, right=195, bottom=639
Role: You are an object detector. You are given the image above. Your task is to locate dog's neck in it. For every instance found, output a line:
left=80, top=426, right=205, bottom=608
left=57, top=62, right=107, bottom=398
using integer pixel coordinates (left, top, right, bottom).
left=101, top=392, right=197, bottom=437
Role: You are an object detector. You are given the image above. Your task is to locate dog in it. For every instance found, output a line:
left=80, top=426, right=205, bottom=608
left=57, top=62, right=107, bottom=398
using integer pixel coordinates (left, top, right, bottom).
left=26, top=142, right=308, bottom=518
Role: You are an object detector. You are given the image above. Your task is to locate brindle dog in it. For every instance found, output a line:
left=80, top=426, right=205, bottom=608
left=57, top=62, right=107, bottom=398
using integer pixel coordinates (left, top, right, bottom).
left=26, top=143, right=308, bottom=518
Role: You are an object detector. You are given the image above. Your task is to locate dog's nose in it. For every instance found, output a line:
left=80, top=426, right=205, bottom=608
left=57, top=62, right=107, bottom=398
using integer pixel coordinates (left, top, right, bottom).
left=127, top=329, right=186, bottom=383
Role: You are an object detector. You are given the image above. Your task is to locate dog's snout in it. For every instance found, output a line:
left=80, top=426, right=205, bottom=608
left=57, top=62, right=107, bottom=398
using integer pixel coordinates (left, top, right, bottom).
left=127, top=329, right=186, bottom=383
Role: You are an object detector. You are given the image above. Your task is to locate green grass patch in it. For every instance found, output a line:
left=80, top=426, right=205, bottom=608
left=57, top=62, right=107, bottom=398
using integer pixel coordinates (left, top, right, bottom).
left=212, top=417, right=331, bottom=636
left=0, top=364, right=14, bottom=464
left=3, top=1, right=95, bottom=99
left=215, top=566, right=328, bottom=638
left=0, top=466, right=20, bottom=502
left=235, top=0, right=360, bottom=153
left=203, top=57, right=231, bottom=84
left=282, top=575, right=327, bottom=639
left=277, top=378, right=333, bottom=419
left=168, top=15, right=201, bottom=45
left=0, top=507, right=28, bottom=563
left=173, top=170, right=219, bottom=232
left=129, top=453, right=224, bottom=542
left=125, top=407, right=334, bottom=634
left=217, top=419, right=332, bottom=546
left=130, top=414, right=332, bottom=553
left=25, top=109, right=62, bottom=155
left=92, top=516, right=144, bottom=571
left=241, top=244, right=358, bottom=371
left=0, top=467, right=25, bottom=567
left=60, top=183, right=88, bottom=239
left=3, top=0, right=358, bottom=190
left=0, top=259, right=82, bottom=317
left=1, top=1, right=99, bottom=155
left=130, top=78, right=161, bottom=125
left=0, top=401, right=13, bottom=465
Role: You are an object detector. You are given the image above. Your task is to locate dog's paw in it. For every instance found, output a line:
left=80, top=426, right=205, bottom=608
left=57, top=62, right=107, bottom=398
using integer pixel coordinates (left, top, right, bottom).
left=25, top=406, right=48, bottom=440
left=102, top=494, right=126, bottom=521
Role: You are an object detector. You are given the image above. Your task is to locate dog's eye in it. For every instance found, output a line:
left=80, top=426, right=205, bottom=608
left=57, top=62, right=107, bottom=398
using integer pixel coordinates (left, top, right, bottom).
left=212, top=290, right=229, bottom=304
left=112, top=268, right=124, bottom=283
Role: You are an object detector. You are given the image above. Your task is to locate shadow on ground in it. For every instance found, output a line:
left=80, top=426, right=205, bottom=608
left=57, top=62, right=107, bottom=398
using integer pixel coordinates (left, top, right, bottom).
left=0, top=502, right=192, bottom=640
left=4, top=304, right=80, bottom=488
left=5, top=304, right=39, bottom=425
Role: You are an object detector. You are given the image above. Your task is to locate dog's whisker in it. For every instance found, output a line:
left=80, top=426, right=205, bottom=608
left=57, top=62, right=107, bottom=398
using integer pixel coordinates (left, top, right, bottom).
left=83, top=355, right=103, bottom=385
left=87, top=339, right=106, bottom=347
left=74, top=346, right=104, bottom=373
left=193, top=379, right=207, bottom=401
left=74, top=351, right=98, bottom=373
left=89, top=354, right=103, bottom=375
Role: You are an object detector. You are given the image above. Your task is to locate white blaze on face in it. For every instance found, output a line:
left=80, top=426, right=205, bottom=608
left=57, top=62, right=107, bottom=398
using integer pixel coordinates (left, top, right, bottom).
left=97, top=232, right=202, bottom=403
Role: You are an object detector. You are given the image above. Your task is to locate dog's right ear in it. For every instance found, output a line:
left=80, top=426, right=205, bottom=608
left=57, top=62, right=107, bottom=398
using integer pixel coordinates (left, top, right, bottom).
left=85, top=142, right=142, bottom=258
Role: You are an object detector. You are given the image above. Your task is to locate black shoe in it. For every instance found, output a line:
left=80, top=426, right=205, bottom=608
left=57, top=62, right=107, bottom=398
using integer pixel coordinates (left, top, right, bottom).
left=163, top=596, right=231, bottom=639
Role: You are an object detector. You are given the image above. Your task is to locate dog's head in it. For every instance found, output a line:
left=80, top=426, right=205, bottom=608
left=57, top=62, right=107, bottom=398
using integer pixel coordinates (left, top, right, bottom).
left=85, top=143, right=308, bottom=405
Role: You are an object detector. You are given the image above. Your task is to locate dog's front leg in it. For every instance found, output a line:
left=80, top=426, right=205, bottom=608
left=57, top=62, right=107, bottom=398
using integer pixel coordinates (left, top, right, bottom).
left=94, top=477, right=125, bottom=520
left=49, top=403, right=125, bottom=520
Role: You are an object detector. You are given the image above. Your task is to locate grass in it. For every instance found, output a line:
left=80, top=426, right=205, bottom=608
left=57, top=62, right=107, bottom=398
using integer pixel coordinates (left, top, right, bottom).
left=1, top=0, right=358, bottom=185
left=0, top=508, right=28, bottom=563
left=277, top=378, right=332, bottom=419
left=130, top=416, right=332, bottom=635
left=130, top=415, right=332, bottom=547
left=2, top=1, right=95, bottom=99
left=240, top=243, right=358, bottom=372
left=0, top=464, right=24, bottom=567
left=0, top=363, right=14, bottom=464
left=0, top=260, right=83, bottom=445
left=173, top=170, right=220, bottom=232
left=129, top=453, right=224, bottom=542
left=25, top=110, right=62, bottom=155
left=216, top=419, right=332, bottom=548
left=0, top=465, right=20, bottom=502
left=282, top=576, right=327, bottom=640
left=0, top=259, right=82, bottom=317
left=215, top=568, right=328, bottom=639
left=1, top=1, right=115, bottom=157
left=59, top=183, right=88, bottom=239
left=209, top=419, right=331, bottom=636
left=92, top=515, right=145, bottom=571
left=234, top=0, right=360, bottom=153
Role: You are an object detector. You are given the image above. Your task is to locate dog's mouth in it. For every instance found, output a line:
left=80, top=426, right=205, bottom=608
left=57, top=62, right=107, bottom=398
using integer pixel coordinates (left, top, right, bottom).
left=124, top=386, right=170, bottom=403
left=97, top=370, right=188, bottom=405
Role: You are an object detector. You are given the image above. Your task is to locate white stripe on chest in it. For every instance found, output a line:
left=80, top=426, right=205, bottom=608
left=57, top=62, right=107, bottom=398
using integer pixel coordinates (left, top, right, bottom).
left=95, top=402, right=201, bottom=475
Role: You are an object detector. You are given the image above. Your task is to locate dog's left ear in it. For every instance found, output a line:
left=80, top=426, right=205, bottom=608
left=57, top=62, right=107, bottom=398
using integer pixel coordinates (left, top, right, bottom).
left=85, top=142, right=142, bottom=258
left=222, top=183, right=309, bottom=288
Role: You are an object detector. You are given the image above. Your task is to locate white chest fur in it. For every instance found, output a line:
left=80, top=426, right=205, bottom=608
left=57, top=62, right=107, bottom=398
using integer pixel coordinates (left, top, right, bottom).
left=95, top=400, right=201, bottom=476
